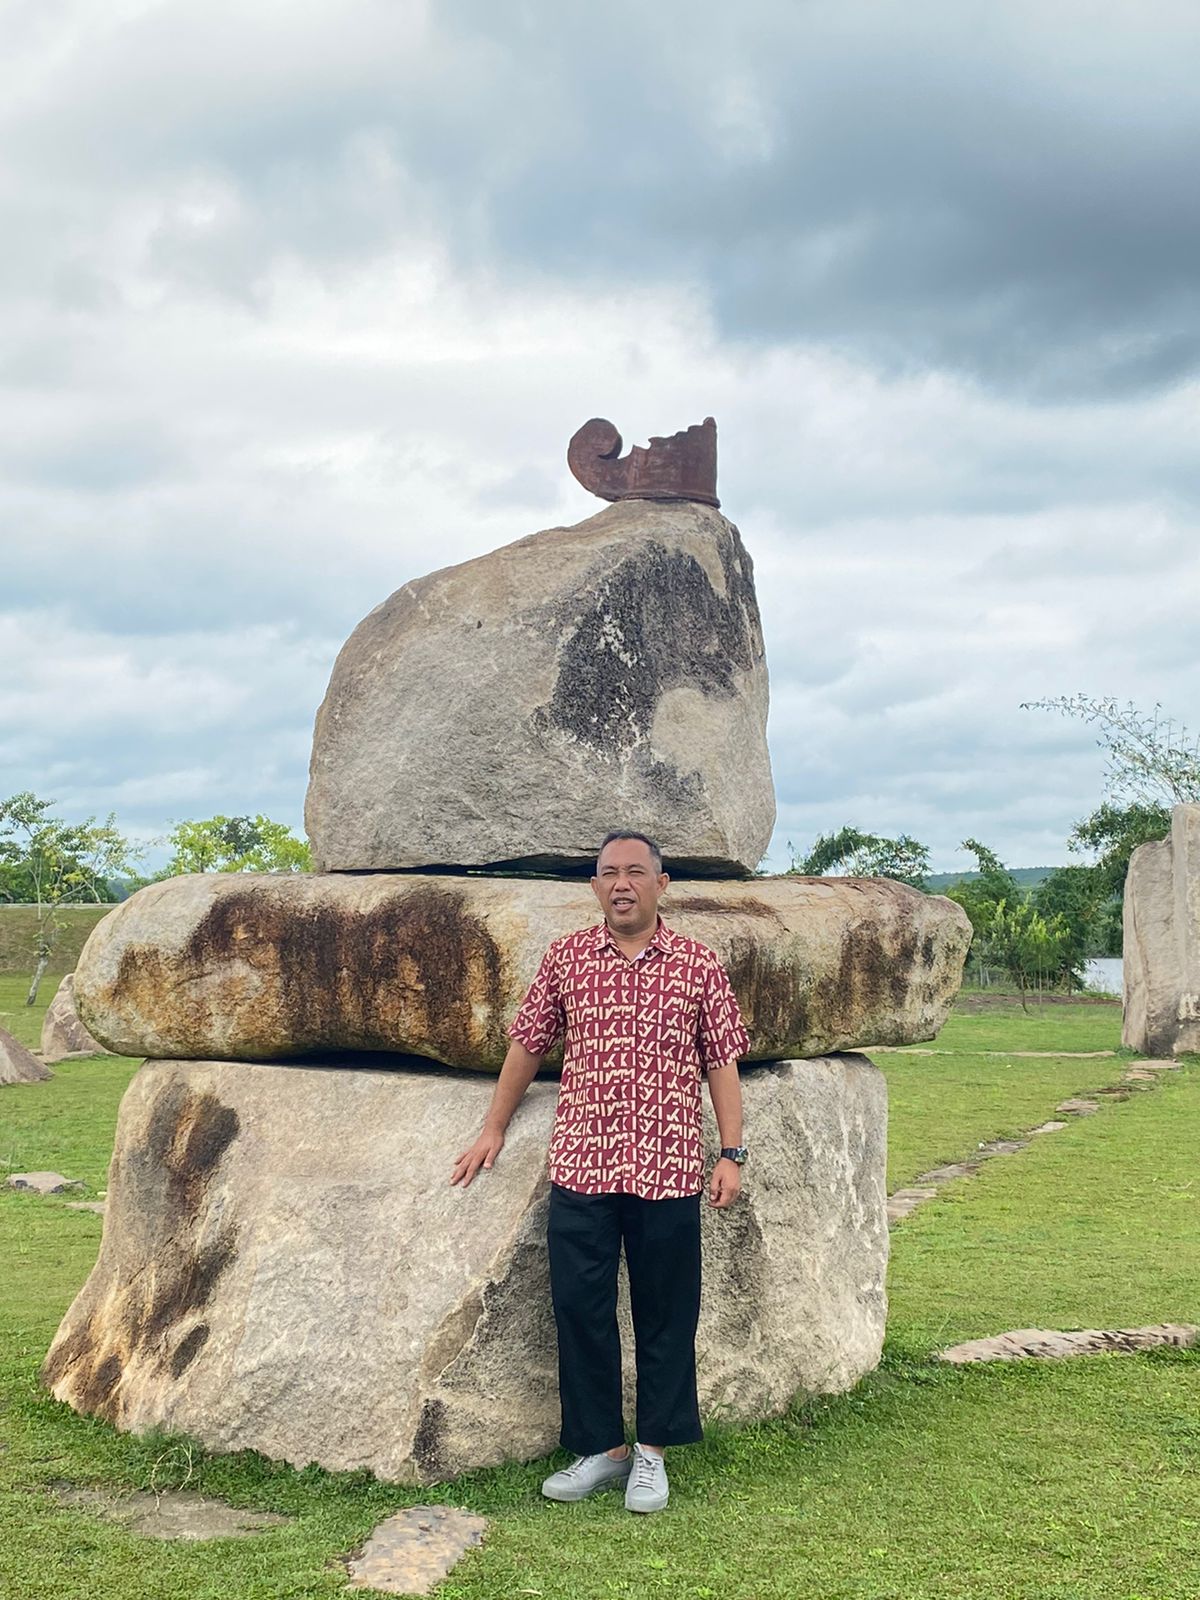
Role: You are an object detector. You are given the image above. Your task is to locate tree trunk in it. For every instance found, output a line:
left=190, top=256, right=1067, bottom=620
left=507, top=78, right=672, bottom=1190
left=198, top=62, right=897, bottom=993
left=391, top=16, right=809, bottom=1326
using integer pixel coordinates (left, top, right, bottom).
left=25, top=949, right=50, bottom=1006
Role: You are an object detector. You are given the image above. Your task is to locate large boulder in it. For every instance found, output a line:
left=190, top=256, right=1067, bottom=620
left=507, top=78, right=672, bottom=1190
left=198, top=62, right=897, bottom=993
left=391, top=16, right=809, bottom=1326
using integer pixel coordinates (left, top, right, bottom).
left=42, top=1052, right=887, bottom=1482
left=304, top=499, right=775, bottom=877
left=1123, top=804, right=1200, bottom=1057
left=74, top=871, right=971, bottom=1068
left=42, top=973, right=113, bottom=1063
left=1, top=1026, right=52, bottom=1085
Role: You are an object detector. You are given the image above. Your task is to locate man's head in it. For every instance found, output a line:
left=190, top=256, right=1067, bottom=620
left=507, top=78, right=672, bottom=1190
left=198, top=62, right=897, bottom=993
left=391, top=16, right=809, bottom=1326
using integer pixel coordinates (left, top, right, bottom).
left=591, top=830, right=669, bottom=937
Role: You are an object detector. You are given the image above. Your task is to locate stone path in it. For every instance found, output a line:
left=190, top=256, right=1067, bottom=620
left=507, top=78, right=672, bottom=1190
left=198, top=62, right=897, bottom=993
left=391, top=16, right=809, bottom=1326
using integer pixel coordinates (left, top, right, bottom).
left=937, top=1323, right=1200, bottom=1364
left=47, top=1482, right=290, bottom=1540
left=343, top=1506, right=489, bottom=1595
left=886, top=1058, right=1182, bottom=1225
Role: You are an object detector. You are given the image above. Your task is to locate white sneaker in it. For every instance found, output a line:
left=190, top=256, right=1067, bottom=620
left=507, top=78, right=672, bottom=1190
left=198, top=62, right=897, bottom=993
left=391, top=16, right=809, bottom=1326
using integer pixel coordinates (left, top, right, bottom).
left=624, top=1443, right=669, bottom=1513
left=541, top=1450, right=632, bottom=1502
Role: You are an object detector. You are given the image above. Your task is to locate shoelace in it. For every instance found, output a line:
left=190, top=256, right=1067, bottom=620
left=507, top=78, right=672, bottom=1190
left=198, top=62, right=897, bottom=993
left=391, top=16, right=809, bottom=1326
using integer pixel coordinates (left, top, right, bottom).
left=632, top=1450, right=660, bottom=1488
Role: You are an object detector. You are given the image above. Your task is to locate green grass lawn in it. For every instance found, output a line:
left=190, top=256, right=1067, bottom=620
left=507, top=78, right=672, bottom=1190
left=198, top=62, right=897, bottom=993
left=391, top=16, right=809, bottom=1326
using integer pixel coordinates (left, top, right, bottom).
left=1, top=994, right=1198, bottom=1600
left=920, top=996, right=1123, bottom=1055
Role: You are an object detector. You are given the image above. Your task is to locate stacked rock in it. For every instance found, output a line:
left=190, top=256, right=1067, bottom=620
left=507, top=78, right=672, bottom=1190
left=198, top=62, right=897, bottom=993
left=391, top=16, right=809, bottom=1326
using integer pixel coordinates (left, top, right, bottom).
left=44, top=418, right=971, bottom=1484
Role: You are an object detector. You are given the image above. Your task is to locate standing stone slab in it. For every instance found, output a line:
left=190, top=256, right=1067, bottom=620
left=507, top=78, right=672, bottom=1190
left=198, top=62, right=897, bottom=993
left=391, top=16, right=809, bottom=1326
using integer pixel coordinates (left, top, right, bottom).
left=42, top=973, right=113, bottom=1063
left=72, top=870, right=970, bottom=1068
left=304, top=499, right=775, bottom=876
left=43, top=1054, right=887, bottom=1483
left=1, top=1027, right=52, bottom=1085
left=1123, top=804, right=1200, bottom=1058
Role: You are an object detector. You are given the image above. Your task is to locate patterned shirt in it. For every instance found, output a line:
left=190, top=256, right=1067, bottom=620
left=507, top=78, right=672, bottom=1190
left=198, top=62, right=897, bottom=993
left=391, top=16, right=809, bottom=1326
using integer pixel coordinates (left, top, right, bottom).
left=507, top=916, right=749, bottom=1200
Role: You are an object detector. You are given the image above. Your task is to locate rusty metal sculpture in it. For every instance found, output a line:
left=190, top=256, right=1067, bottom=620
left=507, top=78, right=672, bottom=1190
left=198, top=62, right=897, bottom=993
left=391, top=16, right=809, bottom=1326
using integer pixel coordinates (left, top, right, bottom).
left=567, top=417, right=719, bottom=508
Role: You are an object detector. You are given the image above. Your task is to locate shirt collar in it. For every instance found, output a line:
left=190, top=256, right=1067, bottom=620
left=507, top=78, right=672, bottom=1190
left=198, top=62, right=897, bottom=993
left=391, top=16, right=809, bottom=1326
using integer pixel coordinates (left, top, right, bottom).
left=595, top=913, right=678, bottom=956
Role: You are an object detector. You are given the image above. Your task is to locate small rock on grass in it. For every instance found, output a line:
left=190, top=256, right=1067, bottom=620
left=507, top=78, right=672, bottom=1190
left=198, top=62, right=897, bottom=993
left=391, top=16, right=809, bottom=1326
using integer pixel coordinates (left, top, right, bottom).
left=7, top=1172, right=83, bottom=1195
left=344, top=1506, right=488, bottom=1595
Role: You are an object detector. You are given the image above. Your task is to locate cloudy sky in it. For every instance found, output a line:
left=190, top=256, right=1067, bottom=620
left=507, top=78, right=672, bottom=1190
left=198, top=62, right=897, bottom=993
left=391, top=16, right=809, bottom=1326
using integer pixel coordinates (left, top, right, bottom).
left=3, top=0, right=1198, bottom=875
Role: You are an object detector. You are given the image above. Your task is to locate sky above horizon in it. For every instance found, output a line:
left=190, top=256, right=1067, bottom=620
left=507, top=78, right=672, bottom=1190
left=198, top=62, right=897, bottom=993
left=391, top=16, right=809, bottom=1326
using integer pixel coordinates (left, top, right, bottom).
left=3, top=0, right=1198, bottom=874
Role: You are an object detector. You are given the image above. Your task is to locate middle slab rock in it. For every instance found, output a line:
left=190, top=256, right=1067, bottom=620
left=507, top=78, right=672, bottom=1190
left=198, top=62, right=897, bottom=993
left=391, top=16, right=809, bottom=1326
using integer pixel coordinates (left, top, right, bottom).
left=74, top=872, right=970, bottom=1067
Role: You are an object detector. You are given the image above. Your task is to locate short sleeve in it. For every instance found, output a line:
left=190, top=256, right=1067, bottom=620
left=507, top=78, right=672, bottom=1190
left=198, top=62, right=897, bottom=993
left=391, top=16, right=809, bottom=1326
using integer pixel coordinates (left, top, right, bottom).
left=696, top=954, right=749, bottom=1073
left=508, top=944, right=565, bottom=1057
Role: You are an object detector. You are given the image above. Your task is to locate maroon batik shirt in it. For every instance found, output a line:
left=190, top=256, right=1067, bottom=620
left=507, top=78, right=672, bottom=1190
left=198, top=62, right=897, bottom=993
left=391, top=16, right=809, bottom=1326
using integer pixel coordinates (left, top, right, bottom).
left=507, top=915, right=750, bottom=1201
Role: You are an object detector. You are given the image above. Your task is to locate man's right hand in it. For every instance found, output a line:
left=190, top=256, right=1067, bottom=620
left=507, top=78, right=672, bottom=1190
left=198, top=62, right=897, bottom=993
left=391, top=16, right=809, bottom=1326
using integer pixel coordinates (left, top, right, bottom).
left=450, top=1127, right=505, bottom=1187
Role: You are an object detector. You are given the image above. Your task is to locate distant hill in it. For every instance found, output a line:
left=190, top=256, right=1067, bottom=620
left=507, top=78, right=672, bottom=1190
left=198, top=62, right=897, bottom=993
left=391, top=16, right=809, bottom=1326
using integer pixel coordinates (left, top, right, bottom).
left=925, top=866, right=1056, bottom=892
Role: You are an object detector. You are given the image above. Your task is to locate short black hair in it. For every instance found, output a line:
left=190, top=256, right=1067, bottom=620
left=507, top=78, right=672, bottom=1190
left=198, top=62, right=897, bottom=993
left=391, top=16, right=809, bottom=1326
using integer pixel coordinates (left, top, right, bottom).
left=596, top=830, right=663, bottom=874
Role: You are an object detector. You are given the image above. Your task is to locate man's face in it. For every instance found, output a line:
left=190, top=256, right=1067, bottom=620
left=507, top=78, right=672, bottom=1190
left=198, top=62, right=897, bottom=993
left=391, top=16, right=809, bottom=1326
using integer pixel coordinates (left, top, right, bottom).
left=591, top=839, right=669, bottom=936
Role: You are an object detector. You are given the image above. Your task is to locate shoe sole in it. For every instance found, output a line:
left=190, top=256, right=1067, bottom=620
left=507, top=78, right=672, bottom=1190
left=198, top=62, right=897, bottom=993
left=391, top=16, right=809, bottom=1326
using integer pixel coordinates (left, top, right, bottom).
left=626, top=1492, right=669, bottom=1513
left=542, top=1475, right=630, bottom=1503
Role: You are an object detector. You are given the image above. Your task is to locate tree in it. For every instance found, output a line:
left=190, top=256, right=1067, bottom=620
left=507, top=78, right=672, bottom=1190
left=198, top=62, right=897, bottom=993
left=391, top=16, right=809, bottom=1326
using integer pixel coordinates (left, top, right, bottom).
left=985, top=899, right=1075, bottom=1011
left=1032, top=865, right=1108, bottom=985
left=958, top=838, right=1019, bottom=904
left=1023, top=697, right=1182, bottom=952
left=0, top=792, right=139, bottom=1005
left=787, top=825, right=931, bottom=889
left=157, top=815, right=311, bottom=876
left=1022, top=696, right=1200, bottom=804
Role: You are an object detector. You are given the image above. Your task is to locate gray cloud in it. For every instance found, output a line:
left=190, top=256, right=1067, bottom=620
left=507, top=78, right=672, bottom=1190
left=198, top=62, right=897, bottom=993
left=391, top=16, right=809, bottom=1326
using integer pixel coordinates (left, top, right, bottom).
left=3, top=1, right=1199, bottom=876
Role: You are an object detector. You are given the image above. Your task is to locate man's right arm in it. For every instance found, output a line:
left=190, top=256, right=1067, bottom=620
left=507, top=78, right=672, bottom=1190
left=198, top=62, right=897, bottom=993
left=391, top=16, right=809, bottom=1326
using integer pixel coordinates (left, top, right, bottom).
left=449, top=1040, right=545, bottom=1187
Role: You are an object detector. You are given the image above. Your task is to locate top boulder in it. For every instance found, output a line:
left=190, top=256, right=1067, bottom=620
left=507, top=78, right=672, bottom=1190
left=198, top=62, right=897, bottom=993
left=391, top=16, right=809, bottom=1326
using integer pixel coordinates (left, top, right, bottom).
left=305, top=498, right=775, bottom=876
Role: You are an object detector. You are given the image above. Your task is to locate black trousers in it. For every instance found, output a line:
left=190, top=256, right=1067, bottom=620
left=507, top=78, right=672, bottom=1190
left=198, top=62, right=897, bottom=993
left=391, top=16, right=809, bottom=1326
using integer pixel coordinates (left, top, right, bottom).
left=547, top=1182, right=703, bottom=1454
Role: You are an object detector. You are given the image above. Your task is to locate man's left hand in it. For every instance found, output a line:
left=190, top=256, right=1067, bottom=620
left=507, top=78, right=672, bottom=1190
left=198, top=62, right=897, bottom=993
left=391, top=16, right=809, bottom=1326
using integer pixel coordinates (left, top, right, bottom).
left=708, top=1157, right=741, bottom=1208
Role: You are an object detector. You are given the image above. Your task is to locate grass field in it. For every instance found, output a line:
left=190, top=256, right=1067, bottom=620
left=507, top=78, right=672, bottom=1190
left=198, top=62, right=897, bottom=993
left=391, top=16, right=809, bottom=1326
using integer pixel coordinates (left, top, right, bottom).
left=1, top=989, right=1197, bottom=1600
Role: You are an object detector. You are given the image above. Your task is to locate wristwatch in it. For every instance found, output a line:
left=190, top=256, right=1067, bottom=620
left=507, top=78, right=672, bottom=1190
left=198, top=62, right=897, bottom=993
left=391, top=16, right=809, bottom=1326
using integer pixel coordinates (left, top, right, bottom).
left=719, top=1146, right=748, bottom=1165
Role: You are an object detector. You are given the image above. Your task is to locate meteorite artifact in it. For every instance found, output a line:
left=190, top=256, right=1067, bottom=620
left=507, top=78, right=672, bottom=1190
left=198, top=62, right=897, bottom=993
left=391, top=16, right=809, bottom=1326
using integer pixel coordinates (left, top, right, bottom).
left=567, top=416, right=720, bottom=507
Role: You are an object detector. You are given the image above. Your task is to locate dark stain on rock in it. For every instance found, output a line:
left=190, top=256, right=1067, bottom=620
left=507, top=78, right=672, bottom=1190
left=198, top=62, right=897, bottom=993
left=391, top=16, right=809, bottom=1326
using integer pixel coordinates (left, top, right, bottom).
left=42, top=1316, right=98, bottom=1394
left=412, top=1398, right=449, bottom=1480
left=114, top=880, right=509, bottom=1062
left=81, top=1354, right=124, bottom=1412
left=809, top=903, right=922, bottom=1040
left=724, top=938, right=803, bottom=1049
left=169, top=1322, right=210, bottom=1377
left=668, top=896, right=777, bottom=919
left=42, top=1073, right=240, bottom=1424
left=536, top=528, right=763, bottom=754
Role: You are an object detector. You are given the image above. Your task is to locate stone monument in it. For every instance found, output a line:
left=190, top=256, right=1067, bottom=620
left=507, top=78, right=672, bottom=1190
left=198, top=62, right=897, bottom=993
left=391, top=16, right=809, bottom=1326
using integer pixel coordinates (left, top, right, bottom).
left=44, top=418, right=971, bottom=1482
left=1123, top=802, right=1200, bottom=1057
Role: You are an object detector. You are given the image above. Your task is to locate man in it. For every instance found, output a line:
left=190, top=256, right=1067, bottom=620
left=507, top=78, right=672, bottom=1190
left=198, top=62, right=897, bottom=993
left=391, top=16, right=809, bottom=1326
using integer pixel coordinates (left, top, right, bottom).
left=450, top=829, right=749, bottom=1514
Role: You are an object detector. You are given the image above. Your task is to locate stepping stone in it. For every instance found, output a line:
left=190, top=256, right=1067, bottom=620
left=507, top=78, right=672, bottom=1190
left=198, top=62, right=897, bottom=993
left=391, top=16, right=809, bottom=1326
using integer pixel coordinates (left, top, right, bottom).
left=7, top=1172, right=83, bottom=1196
left=936, top=1323, right=1200, bottom=1365
left=976, top=1137, right=1030, bottom=1157
left=65, top=1201, right=106, bottom=1215
left=1029, top=1120, right=1068, bottom=1135
left=1056, top=1099, right=1100, bottom=1115
left=344, top=1506, right=488, bottom=1595
left=915, top=1160, right=981, bottom=1183
left=1122, top=1068, right=1161, bottom=1083
left=47, top=1483, right=290, bottom=1540
left=886, top=1187, right=938, bottom=1223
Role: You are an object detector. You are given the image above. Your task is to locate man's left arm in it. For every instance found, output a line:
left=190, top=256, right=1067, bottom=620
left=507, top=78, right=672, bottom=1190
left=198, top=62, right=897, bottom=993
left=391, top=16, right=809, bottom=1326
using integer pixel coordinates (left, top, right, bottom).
left=697, top=956, right=751, bottom=1209
left=705, top=1059, right=743, bottom=1208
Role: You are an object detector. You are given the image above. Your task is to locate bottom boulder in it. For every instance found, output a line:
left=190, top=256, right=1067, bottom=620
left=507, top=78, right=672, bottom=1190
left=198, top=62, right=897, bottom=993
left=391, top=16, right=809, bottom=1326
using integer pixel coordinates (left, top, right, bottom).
left=42, top=1053, right=887, bottom=1482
